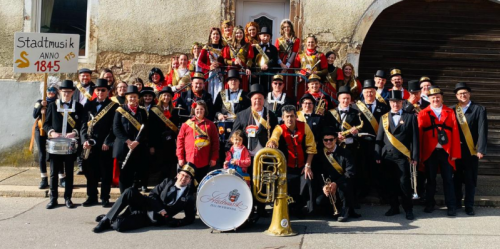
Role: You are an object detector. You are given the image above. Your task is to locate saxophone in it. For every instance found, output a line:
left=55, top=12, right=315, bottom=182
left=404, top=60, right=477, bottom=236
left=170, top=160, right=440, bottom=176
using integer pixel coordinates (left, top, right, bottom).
left=82, top=112, right=96, bottom=160
left=339, top=113, right=364, bottom=137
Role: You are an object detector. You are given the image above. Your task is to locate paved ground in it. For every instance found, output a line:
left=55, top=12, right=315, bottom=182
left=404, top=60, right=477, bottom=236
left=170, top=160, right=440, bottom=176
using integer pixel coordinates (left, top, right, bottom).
left=0, top=197, right=499, bottom=249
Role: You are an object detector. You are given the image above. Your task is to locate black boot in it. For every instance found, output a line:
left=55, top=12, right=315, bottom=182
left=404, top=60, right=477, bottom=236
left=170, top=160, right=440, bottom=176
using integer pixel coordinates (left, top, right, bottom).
left=46, top=198, right=58, bottom=209
left=82, top=197, right=99, bottom=207
left=93, top=217, right=111, bottom=233
left=39, top=177, right=49, bottom=189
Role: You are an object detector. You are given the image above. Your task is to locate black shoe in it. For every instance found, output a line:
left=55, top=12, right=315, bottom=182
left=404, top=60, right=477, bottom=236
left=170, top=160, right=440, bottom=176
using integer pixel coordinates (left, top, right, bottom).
left=65, top=199, right=75, bottom=209
left=385, top=207, right=400, bottom=216
left=39, top=177, right=49, bottom=189
left=101, top=199, right=111, bottom=208
left=59, top=178, right=66, bottom=188
left=46, top=199, right=58, bottom=209
left=95, top=214, right=106, bottom=222
left=423, top=205, right=435, bottom=213
left=406, top=210, right=415, bottom=220
left=465, top=207, right=475, bottom=216
left=93, top=218, right=111, bottom=233
left=82, top=198, right=98, bottom=207
left=76, top=168, right=84, bottom=175
left=447, top=207, right=456, bottom=216
left=337, top=210, right=349, bottom=222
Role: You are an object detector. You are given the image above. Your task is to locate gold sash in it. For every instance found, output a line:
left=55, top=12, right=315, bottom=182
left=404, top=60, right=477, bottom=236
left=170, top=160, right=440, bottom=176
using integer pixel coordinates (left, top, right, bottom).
left=329, top=109, right=352, bottom=131
left=356, top=101, right=378, bottom=135
left=382, top=114, right=411, bottom=160
left=88, top=102, right=117, bottom=126
left=76, top=83, right=93, bottom=100
left=456, top=104, right=477, bottom=155
left=205, top=45, right=222, bottom=57
left=60, top=113, right=76, bottom=129
left=324, top=147, right=345, bottom=175
left=376, top=92, right=386, bottom=105
left=219, top=90, right=237, bottom=117
left=186, top=119, right=210, bottom=149
left=252, top=110, right=270, bottom=129
left=151, top=106, right=178, bottom=133
left=116, top=107, right=142, bottom=130
left=300, top=53, right=319, bottom=71
left=111, top=96, right=119, bottom=104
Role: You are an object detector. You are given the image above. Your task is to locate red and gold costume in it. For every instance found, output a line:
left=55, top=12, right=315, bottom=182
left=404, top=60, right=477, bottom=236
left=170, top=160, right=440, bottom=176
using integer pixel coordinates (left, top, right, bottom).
left=268, top=121, right=317, bottom=168
left=222, top=43, right=254, bottom=91
left=275, top=37, right=300, bottom=96
left=293, top=50, right=328, bottom=97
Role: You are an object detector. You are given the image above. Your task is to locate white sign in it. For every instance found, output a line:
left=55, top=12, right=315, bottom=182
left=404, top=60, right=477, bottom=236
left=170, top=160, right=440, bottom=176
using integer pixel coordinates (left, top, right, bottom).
left=13, top=32, right=79, bottom=73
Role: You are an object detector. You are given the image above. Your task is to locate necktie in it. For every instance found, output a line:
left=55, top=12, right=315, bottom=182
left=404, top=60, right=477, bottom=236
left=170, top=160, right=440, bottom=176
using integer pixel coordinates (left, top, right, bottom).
left=62, top=102, right=70, bottom=106
left=366, top=104, right=372, bottom=112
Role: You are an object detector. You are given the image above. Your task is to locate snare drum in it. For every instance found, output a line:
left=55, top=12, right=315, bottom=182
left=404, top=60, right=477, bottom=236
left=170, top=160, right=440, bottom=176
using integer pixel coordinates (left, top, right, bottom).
left=46, top=138, right=78, bottom=155
left=196, top=169, right=253, bottom=231
left=216, top=121, right=234, bottom=143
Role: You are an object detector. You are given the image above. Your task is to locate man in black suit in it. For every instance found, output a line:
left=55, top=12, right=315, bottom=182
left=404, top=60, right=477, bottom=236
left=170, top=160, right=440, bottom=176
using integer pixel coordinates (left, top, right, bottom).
left=176, top=72, right=214, bottom=122
left=375, top=90, right=419, bottom=220
left=297, top=94, right=335, bottom=142
left=452, top=82, right=488, bottom=215
left=250, top=26, right=279, bottom=92
left=353, top=79, right=389, bottom=197
left=92, top=163, right=197, bottom=233
left=265, top=74, right=295, bottom=123
left=315, top=129, right=360, bottom=222
left=44, top=80, right=84, bottom=209
left=73, top=68, right=95, bottom=175
left=403, top=80, right=429, bottom=114
left=80, top=79, right=118, bottom=207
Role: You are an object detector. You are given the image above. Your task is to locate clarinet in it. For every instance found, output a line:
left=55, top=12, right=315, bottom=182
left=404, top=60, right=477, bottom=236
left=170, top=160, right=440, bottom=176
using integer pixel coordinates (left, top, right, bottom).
left=121, top=124, right=145, bottom=169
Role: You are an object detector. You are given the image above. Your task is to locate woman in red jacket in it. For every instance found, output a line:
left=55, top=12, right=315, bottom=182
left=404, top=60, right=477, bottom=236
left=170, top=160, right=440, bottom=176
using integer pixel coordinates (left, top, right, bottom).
left=223, top=25, right=253, bottom=91
left=275, top=19, right=300, bottom=97
left=293, top=34, right=328, bottom=98
left=176, top=100, right=219, bottom=183
left=197, top=27, right=228, bottom=101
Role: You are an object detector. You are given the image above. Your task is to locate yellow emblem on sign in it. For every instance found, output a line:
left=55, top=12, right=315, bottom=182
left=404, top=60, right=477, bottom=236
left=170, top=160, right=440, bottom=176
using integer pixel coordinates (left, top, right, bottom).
left=15, top=51, right=30, bottom=68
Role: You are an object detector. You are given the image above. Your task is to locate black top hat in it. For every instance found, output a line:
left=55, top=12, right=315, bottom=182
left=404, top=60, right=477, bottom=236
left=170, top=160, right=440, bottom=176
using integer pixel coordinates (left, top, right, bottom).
left=300, top=94, right=316, bottom=104
left=336, top=85, right=352, bottom=98
left=389, top=90, right=404, bottom=101
left=389, top=68, right=402, bottom=78
left=140, top=87, right=155, bottom=97
left=258, top=26, right=272, bottom=36
left=454, top=82, right=471, bottom=93
left=247, top=84, right=266, bottom=98
left=125, top=85, right=140, bottom=96
left=407, top=80, right=420, bottom=93
left=60, top=80, right=75, bottom=90
left=428, top=86, right=443, bottom=96
left=192, top=71, right=205, bottom=81
left=225, top=69, right=241, bottom=82
left=419, top=76, right=434, bottom=85
left=95, top=79, right=109, bottom=89
left=362, top=79, right=376, bottom=89
left=374, top=70, right=386, bottom=78
left=78, top=68, right=92, bottom=74
left=159, top=86, right=174, bottom=96
left=178, top=162, right=197, bottom=179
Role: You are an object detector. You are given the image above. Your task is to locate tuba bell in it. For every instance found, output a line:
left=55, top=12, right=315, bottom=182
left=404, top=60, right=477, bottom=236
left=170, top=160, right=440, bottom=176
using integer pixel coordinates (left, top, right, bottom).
left=253, top=148, right=296, bottom=236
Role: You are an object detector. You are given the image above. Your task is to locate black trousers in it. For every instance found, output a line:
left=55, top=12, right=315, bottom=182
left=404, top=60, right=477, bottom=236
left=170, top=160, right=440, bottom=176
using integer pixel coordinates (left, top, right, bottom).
left=358, top=139, right=379, bottom=195
left=454, top=155, right=478, bottom=208
left=287, top=167, right=314, bottom=213
left=152, top=140, right=178, bottom=183
left=195, top=166, right=211, bottom=185
left=106, top=187, right=153, bottom=232
left=83, top=147, right=113, bottom=200
left=316, top=176, right=355, bottom=213
left=382, top=153, right=413, bottom=211
left=49, top=154, right=75, bottom=200
left=425, top=149, right=456, bottom=208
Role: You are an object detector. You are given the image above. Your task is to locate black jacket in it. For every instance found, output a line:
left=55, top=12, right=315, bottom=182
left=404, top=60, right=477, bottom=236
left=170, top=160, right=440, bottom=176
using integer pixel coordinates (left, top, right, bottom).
left=314, top=145, right=355, bottom=181
left=213, top=89, right=250, bottom=120
left=43, top=100, right=84, bottom=137
left=81, top=98, right=118, bottom=147
left=72, top=81, right=95, bottom=103
left=146, top=178, right=196, bottom=227
left=112, top=105, right=148, bottom=160
left=452, top=101, right=488, bottom=157
left=375, top=111, right=419, bottom=161
left=147, top=105, right=179, bottom=149
left=265, top=92, right=295, bottom=120
left=250, top=43, right=279, bottom=71
left=33, top=98, right=57, bottom=133
left=176, top=90, right=214, bottom=122
left=352, top=100, right=390, bottom=137
left=329, top=106, right=362, bottom=137
left=230, top=107, right=278, bottom=151
left=403, top=99, right=430, bottom=114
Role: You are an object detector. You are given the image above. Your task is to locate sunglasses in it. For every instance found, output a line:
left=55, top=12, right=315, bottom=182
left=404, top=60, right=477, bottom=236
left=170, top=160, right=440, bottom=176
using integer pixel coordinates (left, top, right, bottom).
left=95, top=88, right=107, bottom=92
left=323, top=138, right=335, bottom=142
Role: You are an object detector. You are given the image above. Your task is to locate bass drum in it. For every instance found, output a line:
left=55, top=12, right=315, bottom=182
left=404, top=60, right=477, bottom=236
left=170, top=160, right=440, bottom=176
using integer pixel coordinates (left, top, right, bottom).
left=196, top=169, right=253, bottom=231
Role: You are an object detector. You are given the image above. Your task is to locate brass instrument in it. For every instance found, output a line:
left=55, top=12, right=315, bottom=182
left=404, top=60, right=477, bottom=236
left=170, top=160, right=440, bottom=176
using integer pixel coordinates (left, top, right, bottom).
left=253, top=148, right=296, bottom=236
left=315, top=98, right=326, bottom=115
left=82, top=112, right=96, bottom=160
left=410, top=161, right=419, bottom=199
left=254, top=44, right=269, bottom=68
left=321, top=174, right=339, bottom=216
left=339, top=113, right=364, bottom=137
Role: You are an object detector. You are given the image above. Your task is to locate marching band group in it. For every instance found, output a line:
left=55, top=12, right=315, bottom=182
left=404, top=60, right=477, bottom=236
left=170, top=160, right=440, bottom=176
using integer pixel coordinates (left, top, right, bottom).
left=31, top=19, right=488, bottom=234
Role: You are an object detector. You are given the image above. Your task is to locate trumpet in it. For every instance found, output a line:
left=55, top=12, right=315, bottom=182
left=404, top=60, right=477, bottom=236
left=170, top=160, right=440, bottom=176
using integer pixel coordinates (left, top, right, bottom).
left=82, top=112, right=96, bottom=160
left=253, top=148, right=296, bottom=236
left=315, top=98, right=326, bottom=115
left=339, top=113, right=364, bottom=137
left=321, top=174, right=339, bottom=216
left=410, top=161, right=419, bottom=199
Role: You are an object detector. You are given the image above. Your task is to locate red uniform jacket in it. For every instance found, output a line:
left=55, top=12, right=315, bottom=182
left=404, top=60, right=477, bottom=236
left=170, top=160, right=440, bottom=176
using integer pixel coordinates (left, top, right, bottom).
left=225, top=146, right=251, bottom=172
left=418, top=105, right=461, bottom=170
left=274, top=37, right=300, bottom=64
left=176, top=117, right=219, bottom=168
left=197, top=45, right=228, bottom=76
